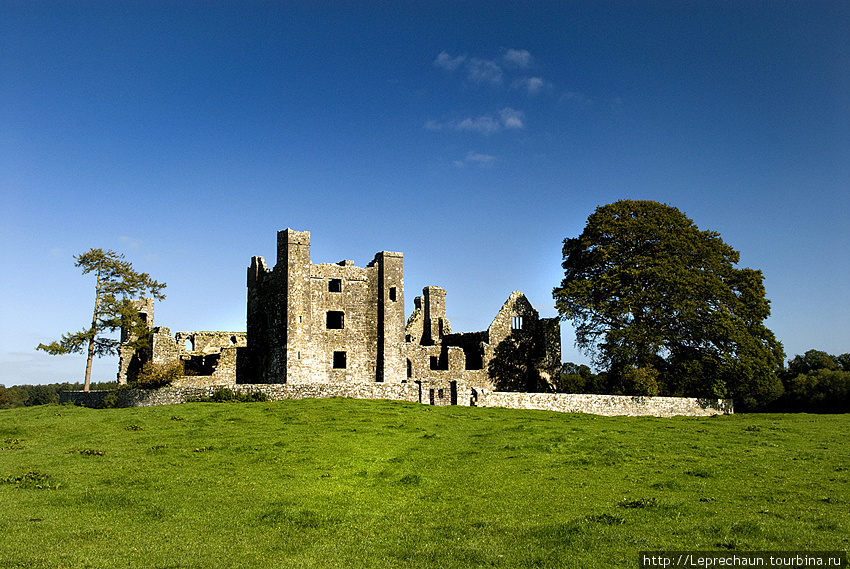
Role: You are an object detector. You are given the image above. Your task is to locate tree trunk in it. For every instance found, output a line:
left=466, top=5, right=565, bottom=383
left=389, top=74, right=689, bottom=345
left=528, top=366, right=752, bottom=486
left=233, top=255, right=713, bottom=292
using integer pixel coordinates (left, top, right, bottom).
left=84, top=333, right=95, bottom=392
left=84, top=268, right=102, bottom=392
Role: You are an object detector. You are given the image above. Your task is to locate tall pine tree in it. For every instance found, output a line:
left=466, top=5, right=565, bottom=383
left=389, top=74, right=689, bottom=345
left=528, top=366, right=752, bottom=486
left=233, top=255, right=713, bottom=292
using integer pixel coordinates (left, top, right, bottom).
left=37, top=249, right=165, bottom=391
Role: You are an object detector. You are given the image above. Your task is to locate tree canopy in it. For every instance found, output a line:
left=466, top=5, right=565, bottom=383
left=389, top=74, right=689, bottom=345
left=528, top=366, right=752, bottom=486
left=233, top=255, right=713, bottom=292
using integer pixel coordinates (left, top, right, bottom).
left=553, top=200, right=784, bottom=409
left=37, top=248, right=165, bottom=391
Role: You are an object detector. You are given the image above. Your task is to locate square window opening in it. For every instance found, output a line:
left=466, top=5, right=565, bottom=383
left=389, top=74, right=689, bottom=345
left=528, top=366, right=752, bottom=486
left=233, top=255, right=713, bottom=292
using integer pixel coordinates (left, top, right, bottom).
left=327, top=311, right=344, bottom=329
left=329, top=279, right=342, bottom=292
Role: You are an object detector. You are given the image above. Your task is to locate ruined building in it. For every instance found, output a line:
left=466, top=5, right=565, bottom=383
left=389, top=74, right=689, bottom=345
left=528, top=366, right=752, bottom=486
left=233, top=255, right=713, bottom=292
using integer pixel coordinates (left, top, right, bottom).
left=120, top=229, right=561, bottom=400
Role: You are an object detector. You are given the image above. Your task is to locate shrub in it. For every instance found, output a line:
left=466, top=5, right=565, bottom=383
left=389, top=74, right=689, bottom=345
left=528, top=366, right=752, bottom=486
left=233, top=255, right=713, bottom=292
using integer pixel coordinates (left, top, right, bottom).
left=99, top=392, right=121, bottom=409
left=132, top=361, right=183, bottom=389
left=611, top=366, right=659, bottom=396
left=204, top=388, right=269, bottom=403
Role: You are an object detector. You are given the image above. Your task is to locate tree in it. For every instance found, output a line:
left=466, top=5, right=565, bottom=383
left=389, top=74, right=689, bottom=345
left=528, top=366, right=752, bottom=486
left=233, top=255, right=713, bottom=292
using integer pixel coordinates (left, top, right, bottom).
left=488, top=328, right=551, bottom=393
left=553, top=200, right=785, bottom=409
left=37, top=249, right=165, bottom=392
left=787, top=349, right=839, bottom=376
left=777, top=349, right=850, bottom=412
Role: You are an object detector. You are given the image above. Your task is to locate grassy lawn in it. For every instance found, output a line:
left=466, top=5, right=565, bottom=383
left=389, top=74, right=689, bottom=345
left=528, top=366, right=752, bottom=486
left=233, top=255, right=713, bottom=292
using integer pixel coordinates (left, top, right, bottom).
left=1, top=398, right=847, bottom=568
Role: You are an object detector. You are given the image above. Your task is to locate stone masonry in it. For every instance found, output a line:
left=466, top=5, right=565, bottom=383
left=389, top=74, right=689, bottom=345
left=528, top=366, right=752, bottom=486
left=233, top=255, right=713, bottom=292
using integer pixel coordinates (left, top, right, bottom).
left=112, top=228, right=732, bottom=416
left=246, top=229, right=406, bottom=385
left=245, top=229, right=561, bottom=391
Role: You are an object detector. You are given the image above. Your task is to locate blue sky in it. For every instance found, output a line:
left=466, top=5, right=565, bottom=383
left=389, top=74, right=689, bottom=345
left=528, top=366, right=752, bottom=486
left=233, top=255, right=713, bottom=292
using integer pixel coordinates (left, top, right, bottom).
left=2, top=1, right=848, bottom=386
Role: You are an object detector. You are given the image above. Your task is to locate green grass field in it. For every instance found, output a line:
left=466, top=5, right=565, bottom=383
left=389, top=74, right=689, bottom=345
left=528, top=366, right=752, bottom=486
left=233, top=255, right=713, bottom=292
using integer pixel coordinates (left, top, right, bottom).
left=1, top=398, right=847, bottom=568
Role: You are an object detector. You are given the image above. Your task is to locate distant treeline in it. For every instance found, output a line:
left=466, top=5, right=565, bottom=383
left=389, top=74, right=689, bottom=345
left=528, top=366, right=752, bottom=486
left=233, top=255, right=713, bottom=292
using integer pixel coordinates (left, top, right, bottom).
left=4, top=349, right=848, bottom=412
left=557, top=349, right=850, bottom=413
left=0, top=381, right=118, bottom=409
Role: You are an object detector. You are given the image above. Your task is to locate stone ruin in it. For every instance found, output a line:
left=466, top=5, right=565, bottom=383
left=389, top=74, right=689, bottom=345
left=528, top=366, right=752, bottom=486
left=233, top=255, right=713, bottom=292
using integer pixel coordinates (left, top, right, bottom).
left=119, top=228, right=562, bottom=403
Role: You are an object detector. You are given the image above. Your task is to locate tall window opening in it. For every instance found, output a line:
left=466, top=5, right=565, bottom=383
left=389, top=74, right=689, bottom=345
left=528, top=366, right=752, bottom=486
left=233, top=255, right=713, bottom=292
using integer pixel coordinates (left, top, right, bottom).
left=512, top=316, right=524, bottom=330
left=389, top=286, right=397, bottom=302
left=429, top=354, right=448, bottom=371
left=333, top=351, right=347, bottom=369
left=327, top=311, right=344, bottom=329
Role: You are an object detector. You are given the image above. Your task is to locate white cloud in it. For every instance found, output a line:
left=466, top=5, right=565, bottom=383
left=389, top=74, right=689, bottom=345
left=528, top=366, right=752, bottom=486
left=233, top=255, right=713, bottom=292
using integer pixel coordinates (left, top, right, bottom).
left=499, top=107, right=525, bottom=129
left=457, top=115, right=502, bottom=134
left=425, top=108, right=525, bottom=135
left=455, top=151, right=497, bottom=168
left=503, top=49, right=532, bottom=68
left=434, top=51, right=466, bottom=71
left=466, top=57, right=503, bottom=84
left=434, top=51, right=503, bottom=84
left=513, top=76, right=550, bottom=95
left=424, top=119, right=445, bottom=131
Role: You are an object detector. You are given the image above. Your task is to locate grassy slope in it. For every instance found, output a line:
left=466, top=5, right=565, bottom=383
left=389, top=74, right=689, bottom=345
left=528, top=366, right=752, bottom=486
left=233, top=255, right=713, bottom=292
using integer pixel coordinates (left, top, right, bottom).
left=0, top=399, right=847, bottom=568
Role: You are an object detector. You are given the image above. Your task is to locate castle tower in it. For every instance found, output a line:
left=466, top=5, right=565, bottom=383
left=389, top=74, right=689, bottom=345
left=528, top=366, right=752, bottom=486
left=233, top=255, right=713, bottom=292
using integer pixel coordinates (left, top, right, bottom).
left=423, top=286, right=447, bottom=345
left=246, top=229, right=408, bottom=384
left=279, top=229, right=311, bottom=382
left=117, top=298, right=155, bottom=384
left=376, top=251, right=404, bottom=382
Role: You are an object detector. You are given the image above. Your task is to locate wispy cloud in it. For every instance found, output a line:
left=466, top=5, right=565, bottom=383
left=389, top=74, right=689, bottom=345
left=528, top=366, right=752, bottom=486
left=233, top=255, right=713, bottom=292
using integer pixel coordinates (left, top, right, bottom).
left=466, top=57, right=503, bottom=84
left=502, top=48, right=532, bottom=68
left=456, top=115, right=502, bottom=134
left=434, top=50, right=466, bottom=71
left=436, top=49, right=539, bottom=86
left=426, top=107, right=525, bottom=135
left=435, top=49, right=554, bottom=98
left=499, top=107, right=525, bottom=129
left=512, top=76, right=551, bottom=96
left=454, top=151, right=497, bottom=168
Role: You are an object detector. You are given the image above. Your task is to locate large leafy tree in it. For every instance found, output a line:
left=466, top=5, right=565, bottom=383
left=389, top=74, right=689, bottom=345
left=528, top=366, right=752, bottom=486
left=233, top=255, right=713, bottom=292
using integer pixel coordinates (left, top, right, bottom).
left=553, top=200, right=784, bottom=409
left=488, top=328, right=551, bottom=393
left=37, top=249, right=166, bottom=392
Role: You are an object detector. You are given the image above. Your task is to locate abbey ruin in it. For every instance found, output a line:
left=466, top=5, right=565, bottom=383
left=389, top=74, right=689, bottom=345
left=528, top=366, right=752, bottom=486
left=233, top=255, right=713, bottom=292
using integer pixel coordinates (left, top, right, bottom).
left=107, top=228, right=732, bottom=416
left=119, top=229, right=561, bottom=404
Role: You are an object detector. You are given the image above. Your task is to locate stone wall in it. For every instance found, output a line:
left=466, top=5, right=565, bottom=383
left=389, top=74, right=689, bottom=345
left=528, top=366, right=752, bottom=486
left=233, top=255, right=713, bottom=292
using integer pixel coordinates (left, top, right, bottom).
left=472, top=390, right=733, bottom=417
left=61, top=382, right=421, bottom=408
left=61, top=384, right=732, bottom=416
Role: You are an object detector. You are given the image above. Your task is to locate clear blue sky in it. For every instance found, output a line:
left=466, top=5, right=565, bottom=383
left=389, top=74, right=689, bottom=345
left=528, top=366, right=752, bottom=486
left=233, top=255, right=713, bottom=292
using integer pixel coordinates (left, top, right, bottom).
left=2, top=1, right=848, bottom=386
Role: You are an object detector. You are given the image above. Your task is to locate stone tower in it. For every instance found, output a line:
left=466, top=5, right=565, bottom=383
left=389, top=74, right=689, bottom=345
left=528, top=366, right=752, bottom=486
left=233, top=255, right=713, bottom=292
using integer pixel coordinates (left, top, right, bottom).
left=246, top=229, right=405, bottom=384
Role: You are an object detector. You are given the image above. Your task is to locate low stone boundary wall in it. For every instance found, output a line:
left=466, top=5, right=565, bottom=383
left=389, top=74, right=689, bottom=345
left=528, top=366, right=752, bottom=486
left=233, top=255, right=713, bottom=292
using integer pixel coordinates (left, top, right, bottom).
left=60, top=382, right=420, bottom=408
left=473, top=390, right=733, bottom=417
left=61, top=383, right=733, bottom=416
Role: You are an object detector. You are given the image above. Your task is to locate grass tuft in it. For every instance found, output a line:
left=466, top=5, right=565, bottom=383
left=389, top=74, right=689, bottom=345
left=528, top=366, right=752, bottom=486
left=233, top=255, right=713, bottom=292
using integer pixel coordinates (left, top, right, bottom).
left=3, top=471, right=61, bottom=490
